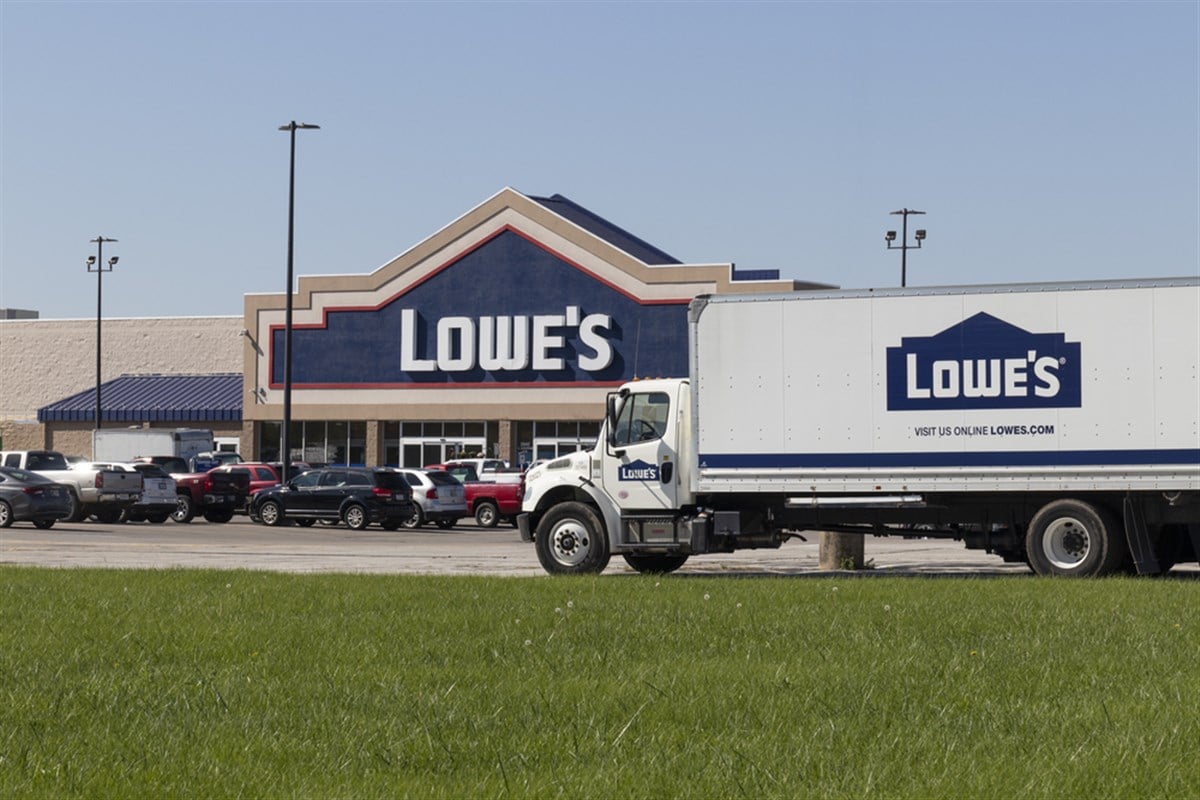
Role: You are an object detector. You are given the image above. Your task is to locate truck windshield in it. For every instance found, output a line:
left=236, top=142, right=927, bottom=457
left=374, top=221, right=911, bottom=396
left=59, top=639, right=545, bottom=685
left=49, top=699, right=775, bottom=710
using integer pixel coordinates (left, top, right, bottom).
left=27, top=452, right=69, bottom=471
left=612, top=392, right=670, bottom=447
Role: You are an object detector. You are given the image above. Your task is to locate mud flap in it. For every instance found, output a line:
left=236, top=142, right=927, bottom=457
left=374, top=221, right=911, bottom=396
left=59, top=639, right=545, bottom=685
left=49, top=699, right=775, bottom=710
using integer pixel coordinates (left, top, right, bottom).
left=1122, top=495, right=1161, bottom=575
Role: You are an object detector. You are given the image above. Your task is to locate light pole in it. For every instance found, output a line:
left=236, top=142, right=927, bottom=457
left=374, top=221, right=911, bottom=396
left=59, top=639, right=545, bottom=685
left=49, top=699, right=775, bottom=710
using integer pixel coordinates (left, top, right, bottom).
left=278, top=121, right=319, bottom=483
left=885, top=209, right=927, bottom=287
left=87, top=236, right=118, bottom=430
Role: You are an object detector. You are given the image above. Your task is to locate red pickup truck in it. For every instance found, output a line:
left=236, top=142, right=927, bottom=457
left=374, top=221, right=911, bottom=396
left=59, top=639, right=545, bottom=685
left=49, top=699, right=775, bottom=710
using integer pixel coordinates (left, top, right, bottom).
left=430, top=462, right=524, bottom=528
left=131, top=456, right=251, bottom=523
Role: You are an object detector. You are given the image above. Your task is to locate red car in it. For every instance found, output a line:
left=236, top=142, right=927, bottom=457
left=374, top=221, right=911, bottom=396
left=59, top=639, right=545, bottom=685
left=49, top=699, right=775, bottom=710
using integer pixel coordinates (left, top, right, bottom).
left=207, top=462, right=282, bottom=501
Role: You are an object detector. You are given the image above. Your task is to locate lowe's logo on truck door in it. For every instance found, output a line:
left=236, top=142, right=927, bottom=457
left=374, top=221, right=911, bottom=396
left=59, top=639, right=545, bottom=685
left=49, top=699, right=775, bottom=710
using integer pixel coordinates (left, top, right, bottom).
left=886, top=312, right=1081, bottom=410
left=618, top=459, right=659, bottom=482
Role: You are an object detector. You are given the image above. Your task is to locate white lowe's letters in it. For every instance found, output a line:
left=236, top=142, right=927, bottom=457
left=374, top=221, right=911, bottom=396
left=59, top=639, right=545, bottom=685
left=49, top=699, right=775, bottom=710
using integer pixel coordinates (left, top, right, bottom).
left=400, top=306, right=614, bottom=374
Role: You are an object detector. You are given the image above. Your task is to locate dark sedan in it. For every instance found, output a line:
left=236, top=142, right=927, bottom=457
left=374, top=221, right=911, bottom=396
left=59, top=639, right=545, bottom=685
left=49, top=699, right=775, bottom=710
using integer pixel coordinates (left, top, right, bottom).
left=0, top=467, right=73, bottom=528
left=248, top=467, right=414, bottom=530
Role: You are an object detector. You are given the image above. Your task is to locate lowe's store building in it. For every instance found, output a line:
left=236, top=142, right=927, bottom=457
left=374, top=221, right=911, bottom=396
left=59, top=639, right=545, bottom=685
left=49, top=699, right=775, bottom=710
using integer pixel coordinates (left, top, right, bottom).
left=1, top=189, right=822, bottom=465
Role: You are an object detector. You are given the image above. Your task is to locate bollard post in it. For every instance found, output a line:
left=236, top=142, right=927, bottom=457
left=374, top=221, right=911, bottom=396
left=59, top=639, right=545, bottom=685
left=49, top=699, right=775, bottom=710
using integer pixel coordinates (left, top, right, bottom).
left=819, top=531, right=864, bottom=570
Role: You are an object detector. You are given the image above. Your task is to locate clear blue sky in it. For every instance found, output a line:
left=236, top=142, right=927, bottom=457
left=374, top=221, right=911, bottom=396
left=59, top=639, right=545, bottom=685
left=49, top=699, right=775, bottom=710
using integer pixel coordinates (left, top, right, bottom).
left=1, top=1, right=1196, bottom=320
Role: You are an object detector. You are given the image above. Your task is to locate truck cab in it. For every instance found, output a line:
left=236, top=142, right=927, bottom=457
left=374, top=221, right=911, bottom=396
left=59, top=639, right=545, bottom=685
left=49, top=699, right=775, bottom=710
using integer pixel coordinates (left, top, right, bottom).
left=520, top=379, right=701, bottom=574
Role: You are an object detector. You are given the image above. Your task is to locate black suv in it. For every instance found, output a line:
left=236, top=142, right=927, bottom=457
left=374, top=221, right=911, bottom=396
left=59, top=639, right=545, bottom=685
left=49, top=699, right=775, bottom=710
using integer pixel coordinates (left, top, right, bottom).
left=249, top=468, right=415, bottom=530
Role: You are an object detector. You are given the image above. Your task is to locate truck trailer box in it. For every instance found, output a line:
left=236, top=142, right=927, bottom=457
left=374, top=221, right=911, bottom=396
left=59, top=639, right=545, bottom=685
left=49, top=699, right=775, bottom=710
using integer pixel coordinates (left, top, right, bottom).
left=690, top=278, right=1200, bottom=495
left=92, top=428, right=215, bottom=464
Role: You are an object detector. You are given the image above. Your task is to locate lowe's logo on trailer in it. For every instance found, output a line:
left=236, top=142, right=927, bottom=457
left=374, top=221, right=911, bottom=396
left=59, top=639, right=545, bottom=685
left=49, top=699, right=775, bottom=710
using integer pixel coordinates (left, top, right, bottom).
left=618, top=459, right=659, bottom=482
left=886, top=313, right=1081, bottom=410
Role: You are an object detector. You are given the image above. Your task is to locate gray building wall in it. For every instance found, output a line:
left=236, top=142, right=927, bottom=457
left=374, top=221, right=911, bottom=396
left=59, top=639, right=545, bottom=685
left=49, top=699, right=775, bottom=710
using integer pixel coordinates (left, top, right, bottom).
left=0, top=317, right=243, bottom=450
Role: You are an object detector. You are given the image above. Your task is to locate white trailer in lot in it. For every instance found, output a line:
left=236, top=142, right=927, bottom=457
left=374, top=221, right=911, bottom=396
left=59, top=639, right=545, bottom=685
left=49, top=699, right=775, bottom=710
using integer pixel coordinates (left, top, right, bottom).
left=92, top=428, right=214, bottom=464
left=519, top=277, right=1200, bottom=576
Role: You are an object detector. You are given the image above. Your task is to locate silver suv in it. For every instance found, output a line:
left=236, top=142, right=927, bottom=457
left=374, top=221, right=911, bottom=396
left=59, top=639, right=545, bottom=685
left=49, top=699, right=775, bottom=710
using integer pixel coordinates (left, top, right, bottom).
left=394, top=469, right=467, bottom=529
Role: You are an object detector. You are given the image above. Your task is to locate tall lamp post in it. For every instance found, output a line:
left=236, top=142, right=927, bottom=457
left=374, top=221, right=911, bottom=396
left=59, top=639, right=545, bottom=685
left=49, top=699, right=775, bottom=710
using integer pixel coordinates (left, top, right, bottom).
left=885, top=208, right=927, bottom=287
left=87, top=236, right=119, bottom=430
left=278, top=121, right=319, bottom=483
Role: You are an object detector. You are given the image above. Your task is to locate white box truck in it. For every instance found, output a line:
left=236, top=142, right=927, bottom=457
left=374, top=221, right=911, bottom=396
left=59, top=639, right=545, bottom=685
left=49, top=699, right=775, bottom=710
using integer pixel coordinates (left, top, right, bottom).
left=92, top=428, right=214, bottom=465
left=519, top=277, right=1200, bottom=577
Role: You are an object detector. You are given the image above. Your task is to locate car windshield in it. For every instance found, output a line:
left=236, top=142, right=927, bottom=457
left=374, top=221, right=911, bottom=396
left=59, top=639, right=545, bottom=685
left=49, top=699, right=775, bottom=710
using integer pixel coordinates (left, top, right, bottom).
left=0, top=467, right=47, bottom=483
left=373, top=472, right=408, bottom=491
left=428, top=471, right=461, bottom=487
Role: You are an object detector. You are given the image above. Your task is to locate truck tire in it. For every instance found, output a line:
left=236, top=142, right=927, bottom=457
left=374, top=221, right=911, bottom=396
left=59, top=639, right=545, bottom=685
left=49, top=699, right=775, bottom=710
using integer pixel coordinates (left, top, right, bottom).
left=622, top=553, right=689, bottom=574
left=172, top=495, right=196, bottom=524
left=474, top=501, right=499, bottom=528
left=258, top=500, right=285, bottom=527
left=534, top=502, right=611, bottom=575
left=343, top=504, right=369, bottom=531
left=0, top=500, right=12, bottom=528
left=1026, top=499, right=1127, bottom=577
left=146, top=513, right=170, bottom=525
left=203, top=509, right=235, bottom=524
left=94, top=507, right=123, bottom=525
left=65, top=491, right=87, bottom=523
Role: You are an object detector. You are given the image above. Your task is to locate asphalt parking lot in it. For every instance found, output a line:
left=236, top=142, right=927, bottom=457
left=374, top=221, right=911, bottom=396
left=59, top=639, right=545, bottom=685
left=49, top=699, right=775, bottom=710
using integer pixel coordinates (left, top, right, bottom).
left=2, top=517, right=1196, bottom=578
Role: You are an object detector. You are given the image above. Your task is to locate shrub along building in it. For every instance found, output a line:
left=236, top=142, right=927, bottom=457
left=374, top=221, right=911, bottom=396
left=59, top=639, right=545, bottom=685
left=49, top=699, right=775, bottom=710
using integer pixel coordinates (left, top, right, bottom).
left=7, top=189, right=825, bottom=465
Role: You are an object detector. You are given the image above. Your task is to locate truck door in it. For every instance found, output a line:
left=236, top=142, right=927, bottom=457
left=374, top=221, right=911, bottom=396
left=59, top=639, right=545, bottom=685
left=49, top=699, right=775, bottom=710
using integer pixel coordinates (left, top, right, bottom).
left=600, top=388, right=679, bottom=511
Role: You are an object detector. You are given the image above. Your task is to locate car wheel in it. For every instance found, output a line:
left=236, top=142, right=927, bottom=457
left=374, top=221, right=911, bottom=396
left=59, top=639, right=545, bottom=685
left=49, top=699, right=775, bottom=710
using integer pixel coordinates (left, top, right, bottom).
left=94, top=507, right=123, bottom=525
left=33, top=519, right=55, bottom=530
left=343, top=504, right=369, bottom=531
left=203, top=509, right=235, bottom=524
left=534, top=502, right=611, bottom=575
left=401, top=506, right=424, bottom=529
left=0, top=500, right=12, bottom=528
left=435, top=519, right=456, bottom=530
left=474, top=501, right=499, bottom=528
left=381, top=519, right=402, bottom=531
left=295, top=518, right=316, bottom=527
left=172, top=495, right=196, bottom=524
left=146, top=513, right=170, bottom=524
left=258, top=500, right=285, bottom=527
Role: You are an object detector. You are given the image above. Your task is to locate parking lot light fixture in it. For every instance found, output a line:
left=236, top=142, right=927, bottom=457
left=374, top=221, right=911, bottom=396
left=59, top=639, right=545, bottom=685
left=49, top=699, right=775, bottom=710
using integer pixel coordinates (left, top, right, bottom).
left=278, top=121, right=319, bottom=483
left=885, top=208, right=927, bottom=287
left=87, top=236, right=118, bottom=431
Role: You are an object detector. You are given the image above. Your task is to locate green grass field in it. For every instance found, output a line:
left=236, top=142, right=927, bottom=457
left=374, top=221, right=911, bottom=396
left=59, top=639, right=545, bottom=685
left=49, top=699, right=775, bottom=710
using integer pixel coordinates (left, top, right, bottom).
left=1, top=566, right=1196, bottom=799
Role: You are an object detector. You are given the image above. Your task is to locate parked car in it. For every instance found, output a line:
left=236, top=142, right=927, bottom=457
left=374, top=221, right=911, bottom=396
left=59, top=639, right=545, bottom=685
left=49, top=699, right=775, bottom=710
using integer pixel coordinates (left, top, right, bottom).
left=206, top=463, right=282, bottom=506
left=130, top=456, right=251, bottom=523
left=0, top=466, right=73, bottom=528
left=393, top=469, right=468, bottom=529
left=86, top=461, right=178, bottom=523
left=248, top=467, right=415, bottom=530
left=190, top=451, right=244, bottom=471
left=1, top=449, right=142, bottom=522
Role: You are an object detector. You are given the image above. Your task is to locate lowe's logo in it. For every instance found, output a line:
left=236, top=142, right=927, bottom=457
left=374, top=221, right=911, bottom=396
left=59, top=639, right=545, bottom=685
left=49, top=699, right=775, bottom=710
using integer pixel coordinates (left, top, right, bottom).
left=886, top=313, right=1081, bottom=410
left=618, top=459, right=659, bottom=482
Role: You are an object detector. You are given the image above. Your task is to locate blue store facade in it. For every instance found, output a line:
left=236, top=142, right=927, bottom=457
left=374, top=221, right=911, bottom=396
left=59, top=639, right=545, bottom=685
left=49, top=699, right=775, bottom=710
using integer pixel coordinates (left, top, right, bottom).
left=242, top=188, right=818, bottom=467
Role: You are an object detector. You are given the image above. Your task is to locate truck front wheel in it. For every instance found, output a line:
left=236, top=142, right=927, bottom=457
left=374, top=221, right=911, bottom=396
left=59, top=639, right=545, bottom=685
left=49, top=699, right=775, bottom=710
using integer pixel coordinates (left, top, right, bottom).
left=535, top=502, right=611, bottom=575
left=1026, top=499, right=1127, bottom=577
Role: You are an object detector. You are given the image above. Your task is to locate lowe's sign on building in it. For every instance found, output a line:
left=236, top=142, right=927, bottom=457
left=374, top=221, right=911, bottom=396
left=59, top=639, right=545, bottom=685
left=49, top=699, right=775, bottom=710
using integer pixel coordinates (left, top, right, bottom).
left=261, top=190, right=798, bottom=393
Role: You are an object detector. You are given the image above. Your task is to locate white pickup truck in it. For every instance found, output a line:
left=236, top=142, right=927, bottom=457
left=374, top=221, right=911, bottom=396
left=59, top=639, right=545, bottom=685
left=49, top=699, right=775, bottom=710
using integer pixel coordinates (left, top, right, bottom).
left=0, top=449, right=143, bottom=523
left=85, top=461, right=178, bottom=523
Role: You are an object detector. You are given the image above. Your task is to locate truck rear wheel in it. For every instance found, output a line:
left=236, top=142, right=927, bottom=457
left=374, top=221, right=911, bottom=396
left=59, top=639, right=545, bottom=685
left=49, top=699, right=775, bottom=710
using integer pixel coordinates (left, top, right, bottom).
left=172, top=495, right=196, bottom=524
left=203, top=509, right=234, bottom=524
left=474, top=501, right=499, bottom=528
left=1026, top=499, right=1127, bottom=577
left=622, top=553, right=689, bottom=574
left=534, top=502, right=611, bottom=575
